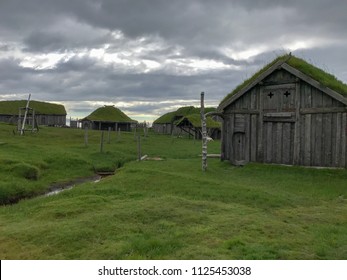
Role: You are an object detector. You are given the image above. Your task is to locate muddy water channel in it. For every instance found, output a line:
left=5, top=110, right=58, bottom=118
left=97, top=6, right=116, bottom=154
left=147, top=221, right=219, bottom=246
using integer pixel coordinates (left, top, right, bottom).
left=44, top=175, right=102, bottom=197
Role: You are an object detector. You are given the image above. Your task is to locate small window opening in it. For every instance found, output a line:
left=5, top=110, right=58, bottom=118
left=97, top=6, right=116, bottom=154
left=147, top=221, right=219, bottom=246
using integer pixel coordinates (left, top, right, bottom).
left=268, top=92, right=274, bottom=98
left=284, top=91, right=291, bottom=97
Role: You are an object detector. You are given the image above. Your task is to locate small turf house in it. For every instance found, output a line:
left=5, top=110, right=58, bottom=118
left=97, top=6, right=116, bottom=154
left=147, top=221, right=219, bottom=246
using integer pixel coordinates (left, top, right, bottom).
left=175, top=114, right=221, bottom=139
left=153, top=106, right=220, bottom=138
left=81, top=105, right=137, bottom=131
left=0, top=100, right=66, bottom=126
left=218, top=54, right=347, bottom=168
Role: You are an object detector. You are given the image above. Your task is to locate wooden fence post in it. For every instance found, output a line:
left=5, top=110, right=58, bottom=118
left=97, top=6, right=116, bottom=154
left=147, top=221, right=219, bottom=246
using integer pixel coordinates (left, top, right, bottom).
left=100, top=131, right=104, bottom=153
left=137, top=135, right=141, bottom=161
left=201, top=92, right=207, bottom=171
left=117, top=127, right=121, bottom=142
left=84, top=127, right=88, bottom=147
left=108, top=127, right=111, bottom=144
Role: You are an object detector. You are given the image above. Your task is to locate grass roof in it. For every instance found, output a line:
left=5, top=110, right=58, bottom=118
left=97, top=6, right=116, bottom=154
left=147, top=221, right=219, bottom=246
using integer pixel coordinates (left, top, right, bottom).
left=153, top=106, right=216, bottom=124
left=220, top=54, right=347, bottom=106
left=0, top=100, right=66, bottom=115
left=83, top=106, right=136, bottom=122
left=175, top=114, right=221, bottom=128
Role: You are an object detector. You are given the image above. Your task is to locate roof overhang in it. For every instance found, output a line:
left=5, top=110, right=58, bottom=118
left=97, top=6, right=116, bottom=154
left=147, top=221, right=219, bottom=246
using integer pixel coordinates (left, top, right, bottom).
left=218, top=59, right=347, bottom=112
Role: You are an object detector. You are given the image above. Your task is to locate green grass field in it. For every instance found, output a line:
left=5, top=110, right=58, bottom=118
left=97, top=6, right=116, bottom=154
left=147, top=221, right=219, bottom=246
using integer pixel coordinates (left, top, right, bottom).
left=0, top=123, right=346, bottom=259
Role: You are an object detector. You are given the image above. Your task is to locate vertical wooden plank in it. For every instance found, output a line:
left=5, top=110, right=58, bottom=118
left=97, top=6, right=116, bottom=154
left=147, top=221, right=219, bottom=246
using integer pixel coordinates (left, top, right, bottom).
left=258, top=86, right=264, bottom=162
left=266, top=122, right=273, bottom=163
left=229, top=114, right=235, bottom=163
left=314, top=114, right=323, bottom=166
left=290, top=123, right=295, bottom=164
left=293, top=81, right=301, bottom=165
left=272, top=121, right=277, bottom=161
left=305, top=83, right=312, bottom=108
left=250, top=115, right=257, bottom=162
left=282, top=123, right=291, bottom=164
left=340, top=113, right=346, bottom=167
left=331, top=113, right=337, bottom=166
left=310, top=114, right=316, bottom=166
left=245, top=114, right=251, bottom=163
left=334, top=113, right=342, bottom=167
left=299, top=115, right=305, bottom=165
left=276, top=122, right=283, bottom=163
left=250, top=88, right=257, bottom=110
left=304, top=114, right=311, bottom=166
left=323, top=113, right=332, bottom=166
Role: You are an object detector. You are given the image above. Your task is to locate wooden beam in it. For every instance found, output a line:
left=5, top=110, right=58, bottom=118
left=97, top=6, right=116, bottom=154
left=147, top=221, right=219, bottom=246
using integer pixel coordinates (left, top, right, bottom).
left=281, top=64, right=347, bottom=106
left=219, top=59, right=288, bottom=111
left=300, top=107, right=347, bottom=114
left=293, top=81, right=301, bottom=165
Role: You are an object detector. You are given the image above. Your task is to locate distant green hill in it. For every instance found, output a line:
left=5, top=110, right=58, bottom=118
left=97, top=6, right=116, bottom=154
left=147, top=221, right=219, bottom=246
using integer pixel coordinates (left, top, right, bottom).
left=0, top=100, right=66, bottom=115
left=83, top=106, right=137, bottom=122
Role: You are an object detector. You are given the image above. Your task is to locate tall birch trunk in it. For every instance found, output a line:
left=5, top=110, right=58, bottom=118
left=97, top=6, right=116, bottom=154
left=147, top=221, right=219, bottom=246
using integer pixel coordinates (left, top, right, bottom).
left=201, top=92, right=207, bottom=171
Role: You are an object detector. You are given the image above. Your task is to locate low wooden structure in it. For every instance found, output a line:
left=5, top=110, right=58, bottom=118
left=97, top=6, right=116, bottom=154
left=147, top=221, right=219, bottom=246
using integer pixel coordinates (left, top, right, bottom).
left=80, top=105, right=137, bottom=131
left=0, top=100, right=66, bottom=126
left=153, top=106, right=217, bottom=136
left=218, top=54, right=347, bottom=168
left=175, top=114, right=221, bottom=139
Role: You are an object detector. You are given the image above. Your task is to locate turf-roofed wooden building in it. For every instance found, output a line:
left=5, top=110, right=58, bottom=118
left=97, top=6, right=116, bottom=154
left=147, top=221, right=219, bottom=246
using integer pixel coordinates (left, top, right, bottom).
left=81, top=105, right=137, bottom=131
left=218, top=54, right=347, bottom=168
left=153, top=106, right=219, bottom=137
left=175, top=113, right=221, bottom=139
left=0, top=100, right=66, bottom=126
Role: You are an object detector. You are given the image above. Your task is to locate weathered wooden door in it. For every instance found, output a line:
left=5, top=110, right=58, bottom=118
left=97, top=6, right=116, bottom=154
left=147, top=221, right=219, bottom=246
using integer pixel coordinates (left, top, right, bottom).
left=231, top=114, right=247, bottom=165
left=262, top=84, right=296, bottom=164
left=263, top=121, right=295, bottom=164
left=232, top=132, right=246, bottom=164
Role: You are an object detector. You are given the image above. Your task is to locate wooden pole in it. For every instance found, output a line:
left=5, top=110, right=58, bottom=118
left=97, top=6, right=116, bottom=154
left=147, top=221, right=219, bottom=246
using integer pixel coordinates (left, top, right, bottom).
left=84, top=127, right=88, bottom=146
left=137, top=135, right=141, bottom=161
left=117, top=127, right=121, bottom=142
left=107, top=127, right=111, bottom=144
left=100, top=131, right=104, bottom=153
left=20, top=94, right=31, bottom=135
left=201, top=92, right=207, bottom=171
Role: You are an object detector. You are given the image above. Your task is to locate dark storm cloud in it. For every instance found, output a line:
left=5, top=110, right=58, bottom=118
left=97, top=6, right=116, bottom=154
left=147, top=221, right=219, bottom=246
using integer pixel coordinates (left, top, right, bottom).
left=0, top=0, right=347, bottom=121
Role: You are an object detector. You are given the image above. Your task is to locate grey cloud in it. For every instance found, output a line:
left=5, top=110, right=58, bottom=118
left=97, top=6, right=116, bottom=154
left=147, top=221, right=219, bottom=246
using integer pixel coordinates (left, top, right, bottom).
left=1, top=0, right=347, bottom=121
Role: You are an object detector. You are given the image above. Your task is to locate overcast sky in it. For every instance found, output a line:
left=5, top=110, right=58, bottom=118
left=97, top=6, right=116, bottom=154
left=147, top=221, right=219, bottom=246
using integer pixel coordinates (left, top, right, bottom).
left=1, top=0, right=347, bottom=123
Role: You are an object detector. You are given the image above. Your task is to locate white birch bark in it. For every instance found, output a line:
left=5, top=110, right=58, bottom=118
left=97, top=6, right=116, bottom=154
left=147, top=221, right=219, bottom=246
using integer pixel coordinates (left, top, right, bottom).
left=201, top=92, right=207, bottom=171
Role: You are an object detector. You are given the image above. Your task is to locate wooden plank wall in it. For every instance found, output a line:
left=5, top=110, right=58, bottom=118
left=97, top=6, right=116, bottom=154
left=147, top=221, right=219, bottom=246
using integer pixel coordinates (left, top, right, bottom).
left=222, top=78, right=347, bottom=167
left=299, top=82, right=347, bottom=167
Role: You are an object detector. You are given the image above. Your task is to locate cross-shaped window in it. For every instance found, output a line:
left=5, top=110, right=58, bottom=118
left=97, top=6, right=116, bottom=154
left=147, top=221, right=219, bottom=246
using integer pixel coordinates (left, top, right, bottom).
left=284, top=91, right=291, bottom=97
left=268, top=92, right=274, bottom=98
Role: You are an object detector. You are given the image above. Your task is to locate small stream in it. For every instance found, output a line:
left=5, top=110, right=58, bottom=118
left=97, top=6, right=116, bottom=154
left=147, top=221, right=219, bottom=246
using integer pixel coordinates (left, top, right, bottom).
left=44, top=175, right=104, bottom=197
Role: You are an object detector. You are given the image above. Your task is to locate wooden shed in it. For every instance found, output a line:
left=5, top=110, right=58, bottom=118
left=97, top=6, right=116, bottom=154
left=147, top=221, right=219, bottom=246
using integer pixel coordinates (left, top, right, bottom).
left=80, top=105, right=137, bottom=131
left=0, top=100, right=66, bottom=126
left=175, top=114, right=221, bottom=139
left=152, top=106, right=216, bottom=136
left=218, top=54, right=347, bottom=168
